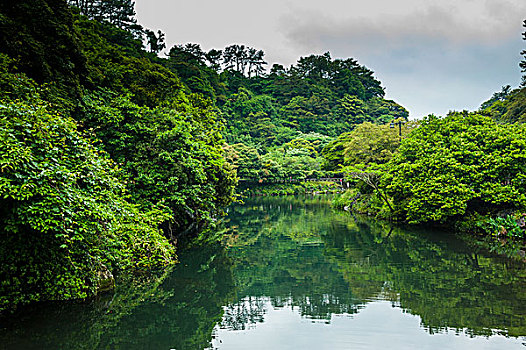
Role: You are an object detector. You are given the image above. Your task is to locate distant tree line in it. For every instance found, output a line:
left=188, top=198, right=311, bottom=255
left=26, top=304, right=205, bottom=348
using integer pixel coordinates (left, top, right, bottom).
left=521, top=19, right=526, bottom=87
left=168, top=43, right=267, bottom=77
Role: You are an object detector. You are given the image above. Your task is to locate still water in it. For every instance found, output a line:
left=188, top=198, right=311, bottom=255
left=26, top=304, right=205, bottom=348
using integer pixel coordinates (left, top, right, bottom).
left=1, top=196, right=526, bottom=349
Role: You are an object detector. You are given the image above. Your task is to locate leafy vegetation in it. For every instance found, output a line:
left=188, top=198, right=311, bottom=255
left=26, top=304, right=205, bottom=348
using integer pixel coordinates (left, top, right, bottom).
left=333, top=110, right=526, bottom=243
left=79, top=90, right=236, bottom=231
left=0, top=85, right=175, bottom=311
left=2, top=0, right=523, bottom=315
left=384, top=112, right=526, bottom=224
left=239, top=181, right=342, bottom=196
left=330, top=19, right=526, bottom=253
left=163, top=42, right=409, bottom=180
left=0, top=0, right=235, bottom=311
left=0, top=0, right=404, bottom=312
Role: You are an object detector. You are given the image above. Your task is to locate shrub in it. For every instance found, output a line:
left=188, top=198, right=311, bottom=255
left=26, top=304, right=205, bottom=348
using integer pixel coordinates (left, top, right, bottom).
left=0, top=98, right=175, bottom=312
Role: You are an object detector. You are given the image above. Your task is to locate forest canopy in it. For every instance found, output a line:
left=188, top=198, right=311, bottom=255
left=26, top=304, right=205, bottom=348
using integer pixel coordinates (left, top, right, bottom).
left=4, top=0, right=522, bottom=315
left=0, top=0, right=409, bottom=312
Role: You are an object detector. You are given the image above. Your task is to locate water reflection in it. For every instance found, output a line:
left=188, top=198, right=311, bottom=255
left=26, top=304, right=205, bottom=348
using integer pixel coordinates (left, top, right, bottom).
left=1, top=196, right=525, bottom=349
left=0, top=243, right=235, bottom=350
left=218, top=196, right=526, bottom=341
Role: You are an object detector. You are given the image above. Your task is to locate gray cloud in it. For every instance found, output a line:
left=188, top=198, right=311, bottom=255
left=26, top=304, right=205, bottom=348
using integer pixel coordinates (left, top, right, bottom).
left=135, top=0, right=525, bottom=118
left=281, top=0, right=526, bottom=51
left=278, top=0, right=525, bottom=117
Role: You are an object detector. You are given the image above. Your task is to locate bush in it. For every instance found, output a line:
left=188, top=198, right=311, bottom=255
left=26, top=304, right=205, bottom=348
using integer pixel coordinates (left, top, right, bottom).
left=384, top=113, right=526, bottom=224
left=0, top=98, right=176, bottom=312
left=478, top=214, right=526, bottom=239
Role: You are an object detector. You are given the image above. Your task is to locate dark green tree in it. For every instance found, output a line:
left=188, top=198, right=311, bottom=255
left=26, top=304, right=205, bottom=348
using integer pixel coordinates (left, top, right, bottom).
left=269, top=63, right=287, bottom=76
left=145, top=29, right=166, bottom=54
left=521, top=19, right=526, bottom=87
left=247, top=48, right=267, bottom=77
left=223, top=44, right=248, bottom=74
left=479, top=85, right=512, bottom=110
left=0, top=0, right=88, bottom=101
left=205, top=48, right=223, bottom=71
left=168, top=43, right=205, bottom=64
left=0, top=82, right=175, bottom=312
left=67, top=0, right=142, bottom=36
left=384, top=112, right=526, bottom=224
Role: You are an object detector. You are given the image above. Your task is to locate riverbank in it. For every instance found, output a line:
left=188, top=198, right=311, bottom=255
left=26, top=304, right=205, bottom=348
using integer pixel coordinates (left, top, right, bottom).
left=332, top=189, right=526, bottom=262
left=239, top=181, right=343, bottom=196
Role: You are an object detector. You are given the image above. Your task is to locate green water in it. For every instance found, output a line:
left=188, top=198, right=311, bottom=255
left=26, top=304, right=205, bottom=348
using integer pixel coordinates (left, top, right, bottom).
left=1, top=196, right=526, bottom=349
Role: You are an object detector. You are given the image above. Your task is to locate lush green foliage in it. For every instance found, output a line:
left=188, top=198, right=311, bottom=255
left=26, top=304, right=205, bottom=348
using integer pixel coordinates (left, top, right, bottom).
left=0, top=0, right=236, bottom=311
left=332, top=188, right=359, bottom=209
left=478, top=213, right=526, bottom=239
left=0, top=0, right=87, bottom=105
left=341, top=120, right=415, bottom=167
left=331, top=187, right=383, bottom=214
left=80, top=90, right=236, bottom=231
left=216, top=54, right=408, bottom=180
left=333, top=109, right=526, bottom=248
left=9, top=0, right=524, bottom=317
left=481, top=87, right=526, bottom=123
left=384, top=112, right=526, bottom=224
left=331, top=21, right=526, bottom=238
left=74, top=15, right=184, bottom=107
left=0, top=94, right=175, bottom=312
left=164, top=43, right=409, bottom=181
left=240, top=181, right=342, bottom=196
left=67, top=0, right=141, bottom=35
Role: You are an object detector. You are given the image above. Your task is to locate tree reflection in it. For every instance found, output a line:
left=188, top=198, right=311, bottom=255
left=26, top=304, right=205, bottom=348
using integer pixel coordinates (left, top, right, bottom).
left=0, top=243, right=235, bottom=350
left=221, top=297, right=267, bottom=330
left=2, top=196, right=525, bottom=349
left=222, top=196, right=526, bottom=337
left=323, top=217, right=526, bottom=337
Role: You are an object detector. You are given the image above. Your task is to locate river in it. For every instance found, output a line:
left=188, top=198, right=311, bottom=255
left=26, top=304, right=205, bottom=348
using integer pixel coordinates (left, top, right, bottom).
left=1, top=195, right=525, bottom=349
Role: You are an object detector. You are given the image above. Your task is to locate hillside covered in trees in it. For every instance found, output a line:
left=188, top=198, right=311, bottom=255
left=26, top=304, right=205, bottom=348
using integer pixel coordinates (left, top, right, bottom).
left=0, top=0, right=410, bottom=312
left=164, top=44, right=408, bottom=180
left=332, top=20, right=526, bottom=251
left=1, top=0, right=524, bottom=315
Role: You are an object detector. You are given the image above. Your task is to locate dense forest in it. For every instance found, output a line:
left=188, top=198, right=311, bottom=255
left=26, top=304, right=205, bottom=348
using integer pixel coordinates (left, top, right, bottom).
left=0, top=0, right=238, bottom=312
left=0, top=0, right=407, bottom=311
left=329, top=21, right=526, bottom=250
left=0, top=0, right=525, bottom=314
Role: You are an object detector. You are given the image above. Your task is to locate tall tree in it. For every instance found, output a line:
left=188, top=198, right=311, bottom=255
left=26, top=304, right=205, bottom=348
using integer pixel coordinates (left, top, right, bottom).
left=67, top=0, right=99, bottom=17
left=205, top=49, right=223, bottom=71
left=181, top=43, right=205, bottom=63
left=67, top=0, right=142, bottom=37
left=479, top=85, right=512, bottom=110
left=145, top=29, right=166, bottom=54
left=223, top=44, right=250, bottom=75
left=0, top=0, right=88, bottom=99
left=247, top=49, right=267, bottom=77
left=270, top=63, right=287, bottom=76
left=292, top=52, right=333, bottom=81
left=167, top=43, right=205, bottom=64
left=521, top=19, right=526, bottom=87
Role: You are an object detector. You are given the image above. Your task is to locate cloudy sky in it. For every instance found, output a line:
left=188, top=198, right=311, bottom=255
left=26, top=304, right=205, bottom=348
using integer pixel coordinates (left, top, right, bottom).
left=135, top=0, right=525, bottom=119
